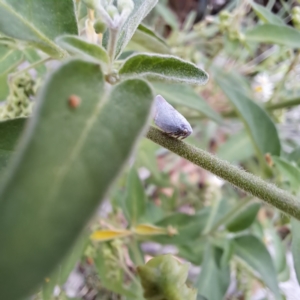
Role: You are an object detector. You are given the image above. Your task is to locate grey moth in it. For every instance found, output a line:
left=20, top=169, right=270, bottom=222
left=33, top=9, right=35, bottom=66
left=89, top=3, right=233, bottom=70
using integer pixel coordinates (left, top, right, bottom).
left=153, top=95, right=192, bottom=139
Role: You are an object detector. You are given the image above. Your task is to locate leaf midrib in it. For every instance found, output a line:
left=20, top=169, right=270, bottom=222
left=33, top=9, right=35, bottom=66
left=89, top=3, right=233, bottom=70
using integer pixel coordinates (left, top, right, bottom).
left=47, top=87, right=110, bottom=201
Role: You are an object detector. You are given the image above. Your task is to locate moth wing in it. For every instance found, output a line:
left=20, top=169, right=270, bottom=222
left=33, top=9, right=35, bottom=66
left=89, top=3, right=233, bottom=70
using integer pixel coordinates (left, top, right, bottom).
left=154, top=95, right=185, bottom=134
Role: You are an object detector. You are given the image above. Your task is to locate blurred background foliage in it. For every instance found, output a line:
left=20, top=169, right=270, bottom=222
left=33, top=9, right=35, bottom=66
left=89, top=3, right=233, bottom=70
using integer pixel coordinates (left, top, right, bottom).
left=1, top=0, right=300, bottom=299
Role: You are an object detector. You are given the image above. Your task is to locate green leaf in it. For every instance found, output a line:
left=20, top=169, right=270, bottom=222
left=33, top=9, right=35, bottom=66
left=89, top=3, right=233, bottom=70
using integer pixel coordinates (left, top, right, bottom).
left=155, top=2, right=179, bottom=30
left=118, top=50, right=136, bottom=60
left=56, top=35, right=109, bottom=64
left=196, top=244, right=230, bottom=300
left=272, top=156, right=300, bottom=193
left=24, top=48, right=47, bottom=76
left=104, top=0, right=158, bottom=59
left=152, top=209, right=210, bottom=245
left=182, top=11, right=197, bottom=32
left=220, top=239, right=234, bottom=269
left=140, top=200, right=164, bottom=224
left=137, top=24, right=166, bottom=45
left=233, top=235, right=280, bottom=298
left=278, top=260, right=290, bottom=282
left=0, top=45, right=23, bottom=100
left=77, top=0, right=88, bottom=21
left=0, top=118, right=26, bottom=178
left=288, top=147, right=300, bottom=166
left=291, top=218, right=300, bottom=286
left=0, top=45, right=23, bottom=74
left=95, top=244, right=141, bottom=298
left=135, top=138, right=164, bottom=184
left=0, top=118, right=25, bottom=150
left=0, top=59, right=153, bottom=300
left=245, top=24, right=300, bottom=48
left=123, top=168, right=147, bottom=226
left=0, top=73, right=9, bottom=100
left=251, top=219, right=265, bottom=240
left=42, top=270, right=60, bottom=300
left=250, top=2, right=284, bottom=25
left=178, top=238, right=206, bottom=265
left=226, top=202, right=260, bottom=232
left=0, top=0, right=78, bottom=58
left=128, top=24, right=170, bottom=54
left=197, top=295, right=208, bottom=300
left=203, top=198, right=231, bottom=234
left=216, top=130, right=255, bottom=163
left=128, top=239, right=144, bottom=266
left=152, top=82, right=221, bottom=123
left=215, top=72, right=281, bottom=158
left=0, top=35, right=16, bottom=46
left=268, top=224, right=287, bottom=275
left=119, top=53, right=209, bottom=85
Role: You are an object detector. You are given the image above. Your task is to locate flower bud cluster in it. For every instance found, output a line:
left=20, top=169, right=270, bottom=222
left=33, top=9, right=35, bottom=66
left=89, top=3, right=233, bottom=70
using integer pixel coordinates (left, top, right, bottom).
left=0, top=73, right=37, bottom=121
left=83, top=0, right=134, bottom=30
left=219, top=10, right=245, bottom=42
left=219, top=10, right=231, bottom=31
left=292, top=7, right=300, bottom=29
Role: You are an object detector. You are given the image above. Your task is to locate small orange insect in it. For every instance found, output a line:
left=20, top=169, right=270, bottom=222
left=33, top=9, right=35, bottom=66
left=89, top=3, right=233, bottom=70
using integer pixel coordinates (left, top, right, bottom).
left=265, top=153, right=273, bottom=167
left=68, top=94, right=81, bottom=109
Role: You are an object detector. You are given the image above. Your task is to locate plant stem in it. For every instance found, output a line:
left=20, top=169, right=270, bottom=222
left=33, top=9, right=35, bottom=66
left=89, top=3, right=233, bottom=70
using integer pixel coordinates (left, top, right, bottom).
left=222, top=96, right=300, bottom=118
left=266, top=96, right=300, bottom=110
left=146, top=126, right=300, bottom=220
left=114, top=249, right=141, bottom=288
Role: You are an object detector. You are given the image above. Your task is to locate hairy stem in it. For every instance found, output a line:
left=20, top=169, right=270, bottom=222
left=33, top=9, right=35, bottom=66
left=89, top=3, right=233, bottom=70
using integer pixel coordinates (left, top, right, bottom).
left=146, top=126, right=300, bottom=220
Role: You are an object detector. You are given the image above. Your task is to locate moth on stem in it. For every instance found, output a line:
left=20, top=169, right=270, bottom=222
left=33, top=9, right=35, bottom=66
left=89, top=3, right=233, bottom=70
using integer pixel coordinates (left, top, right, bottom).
left=153, top=95, right=193, bottom=140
